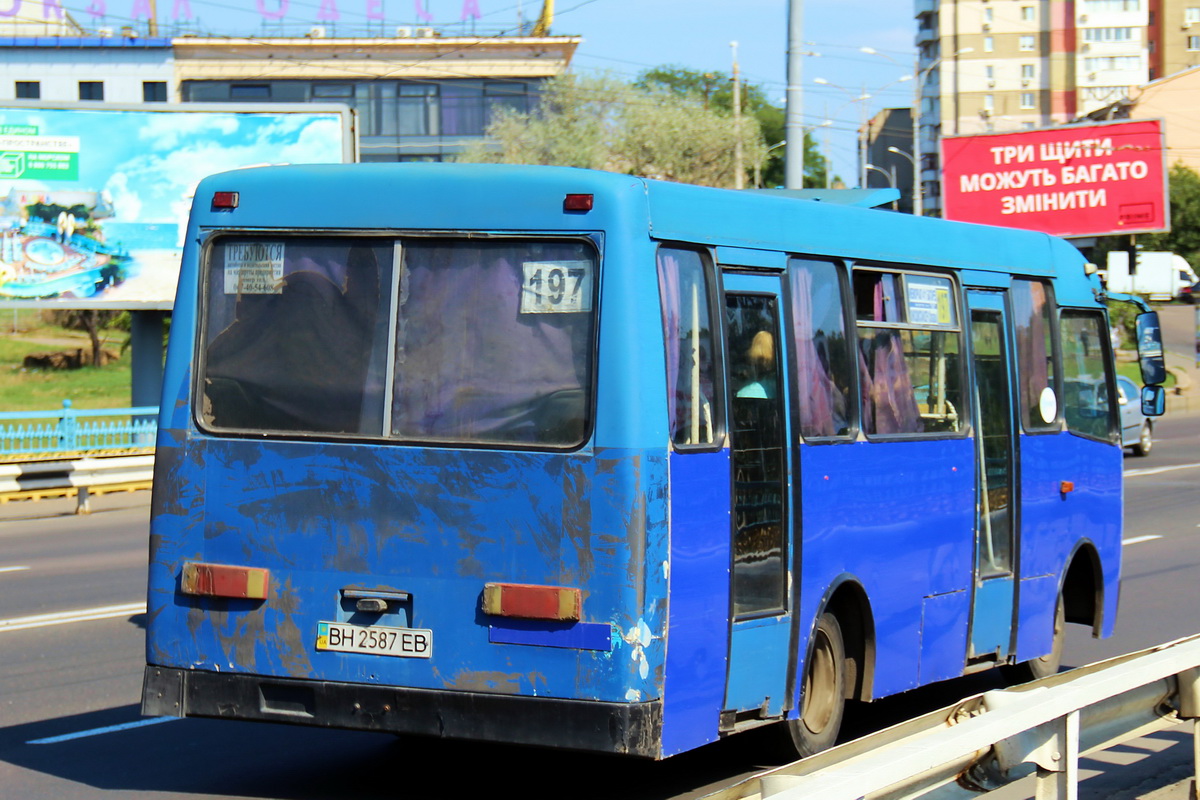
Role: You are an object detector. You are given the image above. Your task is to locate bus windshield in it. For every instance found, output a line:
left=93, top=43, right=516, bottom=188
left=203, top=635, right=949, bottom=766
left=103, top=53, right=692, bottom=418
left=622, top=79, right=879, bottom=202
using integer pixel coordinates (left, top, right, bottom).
left=200, top=235, right=598, bottom=447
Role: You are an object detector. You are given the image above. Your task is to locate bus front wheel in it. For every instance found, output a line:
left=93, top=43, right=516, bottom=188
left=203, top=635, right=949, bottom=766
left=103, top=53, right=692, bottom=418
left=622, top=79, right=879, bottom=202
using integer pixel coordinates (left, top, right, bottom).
left=777, top=612, right=846, bottom=759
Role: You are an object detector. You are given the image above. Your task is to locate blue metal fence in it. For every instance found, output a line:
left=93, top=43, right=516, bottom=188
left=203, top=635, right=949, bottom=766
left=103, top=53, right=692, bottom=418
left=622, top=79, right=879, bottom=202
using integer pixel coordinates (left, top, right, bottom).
left=0, top=400, right=158, bottom=456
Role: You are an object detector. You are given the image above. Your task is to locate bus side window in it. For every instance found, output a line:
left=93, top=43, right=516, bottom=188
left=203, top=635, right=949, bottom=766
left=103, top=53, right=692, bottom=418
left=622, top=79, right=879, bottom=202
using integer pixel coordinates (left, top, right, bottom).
left=1012, top=278, right=1061, bottom=430
left=853, top=268, right=965, bottom=437
left=657, top=246, right=721, bottom=448
left=1059, top=310, right=1117, bottom=442
left=789, top=258, right=853, bottom=438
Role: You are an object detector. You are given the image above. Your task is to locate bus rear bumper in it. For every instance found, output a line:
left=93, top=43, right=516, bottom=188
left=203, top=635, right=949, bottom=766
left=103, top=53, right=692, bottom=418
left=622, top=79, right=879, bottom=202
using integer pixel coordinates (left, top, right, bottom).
left=141, top=665, right=663, bottom=758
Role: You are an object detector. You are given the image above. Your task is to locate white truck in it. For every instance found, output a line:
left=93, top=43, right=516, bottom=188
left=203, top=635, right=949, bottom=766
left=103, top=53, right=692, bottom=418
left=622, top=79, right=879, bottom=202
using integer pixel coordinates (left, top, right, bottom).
left=1104, top=251, right=1198, bottom=301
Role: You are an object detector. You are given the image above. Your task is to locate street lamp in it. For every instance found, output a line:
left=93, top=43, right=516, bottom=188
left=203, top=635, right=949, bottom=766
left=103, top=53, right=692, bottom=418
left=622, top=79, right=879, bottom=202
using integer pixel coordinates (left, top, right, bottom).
left=887, top=146, right=917, bottom=212
left=813, top=77, right=872, bottom=188
left=862, top=45, right=973, bottom=216
left=756, top=140, right=787, bottom=188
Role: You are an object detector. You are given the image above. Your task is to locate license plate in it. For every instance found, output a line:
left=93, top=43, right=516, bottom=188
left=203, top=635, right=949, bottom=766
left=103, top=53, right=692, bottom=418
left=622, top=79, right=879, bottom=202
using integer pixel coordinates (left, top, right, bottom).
left=316, top=621, right=432, bottom=659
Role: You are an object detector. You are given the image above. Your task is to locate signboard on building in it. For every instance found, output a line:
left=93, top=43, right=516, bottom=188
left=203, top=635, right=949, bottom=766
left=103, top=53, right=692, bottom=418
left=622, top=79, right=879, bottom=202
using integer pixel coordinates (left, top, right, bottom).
left=941, top=119, right=1167, bottom=239
left=0, top=101, right=355, bottom=309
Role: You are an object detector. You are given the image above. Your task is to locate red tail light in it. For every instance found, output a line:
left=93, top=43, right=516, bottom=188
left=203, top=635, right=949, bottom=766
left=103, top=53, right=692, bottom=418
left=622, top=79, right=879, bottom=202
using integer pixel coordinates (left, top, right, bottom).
left=482, top=582, right=580, bottom=621
left=181, top=562, right=269, bottom=600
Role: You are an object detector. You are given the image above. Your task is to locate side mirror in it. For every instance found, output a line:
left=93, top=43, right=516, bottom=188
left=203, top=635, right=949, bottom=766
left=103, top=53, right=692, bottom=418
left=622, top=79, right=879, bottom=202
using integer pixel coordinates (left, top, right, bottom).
left=1141, top=384, right=1166, bottom=417
left=1135, top=311, right=1167, bottom=387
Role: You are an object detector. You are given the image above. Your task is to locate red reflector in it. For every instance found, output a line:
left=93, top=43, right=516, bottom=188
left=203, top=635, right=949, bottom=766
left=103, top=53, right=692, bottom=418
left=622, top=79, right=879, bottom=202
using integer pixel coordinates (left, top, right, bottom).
left=181, top=562, right=269, bottom=600
left=212, top=191, right=239, bottom=209
left=563, top=193, right=594, bottom=212
left=482, top=582, right=581, bottom=621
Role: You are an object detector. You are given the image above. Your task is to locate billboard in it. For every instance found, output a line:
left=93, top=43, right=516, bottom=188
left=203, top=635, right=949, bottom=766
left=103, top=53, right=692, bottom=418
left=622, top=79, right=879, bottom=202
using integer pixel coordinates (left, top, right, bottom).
left=941, top=119, right=1167, bottom=239
left=0, top=101, right=355, bottom=310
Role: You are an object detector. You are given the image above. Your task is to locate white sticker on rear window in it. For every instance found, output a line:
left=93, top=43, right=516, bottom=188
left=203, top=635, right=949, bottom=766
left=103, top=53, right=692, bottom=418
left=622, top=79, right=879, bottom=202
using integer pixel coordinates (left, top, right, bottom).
left=520, top=260, right=592, bottom=314
left=223, top=242, right=285, bottom=295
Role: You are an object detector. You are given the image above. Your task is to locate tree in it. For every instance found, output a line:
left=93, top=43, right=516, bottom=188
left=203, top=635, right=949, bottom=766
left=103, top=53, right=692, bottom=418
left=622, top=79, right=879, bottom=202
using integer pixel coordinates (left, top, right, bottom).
left=456, top=73, right=767, bottom=189
left=51, top=309, right=122, bottom=367
left=636, top=65, right=828, bottom=188
left=1088, top=163, right=1200, bottom=271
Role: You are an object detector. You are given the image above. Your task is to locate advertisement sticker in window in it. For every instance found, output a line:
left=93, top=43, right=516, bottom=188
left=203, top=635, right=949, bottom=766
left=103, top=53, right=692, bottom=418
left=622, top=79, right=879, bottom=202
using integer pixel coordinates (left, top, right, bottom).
left=906, top=276, right=954, bottom=326
left=223, top=242, right=285, bottom=294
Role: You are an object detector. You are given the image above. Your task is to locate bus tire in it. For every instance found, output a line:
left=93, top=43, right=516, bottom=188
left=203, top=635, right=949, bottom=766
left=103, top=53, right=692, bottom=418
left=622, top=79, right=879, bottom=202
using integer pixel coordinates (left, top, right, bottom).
left=1006, top=594, right=1064, bottom=683
left=776, top=612, right=846, bottom=759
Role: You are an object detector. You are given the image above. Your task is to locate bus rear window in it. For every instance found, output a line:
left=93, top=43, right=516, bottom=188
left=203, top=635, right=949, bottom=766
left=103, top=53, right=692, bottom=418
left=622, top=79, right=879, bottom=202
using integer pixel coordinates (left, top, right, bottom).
left=200, top=236, right=598, bottom=448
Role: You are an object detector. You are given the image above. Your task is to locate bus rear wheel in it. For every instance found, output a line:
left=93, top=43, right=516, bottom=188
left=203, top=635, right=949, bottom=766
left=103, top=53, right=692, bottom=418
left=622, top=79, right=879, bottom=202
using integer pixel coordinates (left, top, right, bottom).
left=1006, top=594, right=1064, bottom=683
left=777, top=612, right=846, bottom=759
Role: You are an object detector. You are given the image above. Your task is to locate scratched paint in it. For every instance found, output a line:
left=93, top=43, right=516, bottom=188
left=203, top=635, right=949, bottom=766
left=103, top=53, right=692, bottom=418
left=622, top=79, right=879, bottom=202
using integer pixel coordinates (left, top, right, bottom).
left=144, top=436, right=671, bottom=704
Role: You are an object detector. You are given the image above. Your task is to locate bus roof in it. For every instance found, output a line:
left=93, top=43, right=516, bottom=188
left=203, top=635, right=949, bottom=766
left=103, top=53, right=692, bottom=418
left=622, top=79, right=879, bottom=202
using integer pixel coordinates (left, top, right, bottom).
left=192, top=163, right=1093, bottom=298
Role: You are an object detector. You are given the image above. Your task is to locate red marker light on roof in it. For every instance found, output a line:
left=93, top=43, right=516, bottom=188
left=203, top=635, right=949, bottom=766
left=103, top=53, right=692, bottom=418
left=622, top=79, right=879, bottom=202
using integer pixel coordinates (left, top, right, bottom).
left=563, top=193, right=594, bottom=212
left=212, top=191, right=239, bottom=210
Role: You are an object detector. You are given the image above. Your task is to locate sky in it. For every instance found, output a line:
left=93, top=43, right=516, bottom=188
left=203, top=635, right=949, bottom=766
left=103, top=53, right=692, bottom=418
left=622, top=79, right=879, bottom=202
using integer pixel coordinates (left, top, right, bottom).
left=58, top=0, right=919, bottom=185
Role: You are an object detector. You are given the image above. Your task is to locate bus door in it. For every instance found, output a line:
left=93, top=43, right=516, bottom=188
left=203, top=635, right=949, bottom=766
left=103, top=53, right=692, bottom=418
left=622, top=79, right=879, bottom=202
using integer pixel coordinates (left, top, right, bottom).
left=721, top=272, right=794, bottom=719
left=966, top=290, right=1018, bottom=661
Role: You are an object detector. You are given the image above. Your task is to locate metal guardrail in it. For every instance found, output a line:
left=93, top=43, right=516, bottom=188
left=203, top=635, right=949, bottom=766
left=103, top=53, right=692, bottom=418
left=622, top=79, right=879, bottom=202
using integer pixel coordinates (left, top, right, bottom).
left=0, top=401, right=157, bottom=457
left=704, top=635, right=1200, bottom=800
left=0, top=455, right=155, bottom=513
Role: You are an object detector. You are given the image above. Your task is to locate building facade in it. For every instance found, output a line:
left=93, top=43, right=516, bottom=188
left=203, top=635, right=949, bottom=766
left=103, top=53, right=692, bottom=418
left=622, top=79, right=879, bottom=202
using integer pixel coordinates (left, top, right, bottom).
left=0, top=1, right=577, bottom=163
left=913, top=0, right=1195, bottom=215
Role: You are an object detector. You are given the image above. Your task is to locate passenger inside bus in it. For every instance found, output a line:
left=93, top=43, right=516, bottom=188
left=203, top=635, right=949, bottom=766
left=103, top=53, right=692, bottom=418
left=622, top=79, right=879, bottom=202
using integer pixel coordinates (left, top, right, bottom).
left=204, top=244, right=382, bottom=434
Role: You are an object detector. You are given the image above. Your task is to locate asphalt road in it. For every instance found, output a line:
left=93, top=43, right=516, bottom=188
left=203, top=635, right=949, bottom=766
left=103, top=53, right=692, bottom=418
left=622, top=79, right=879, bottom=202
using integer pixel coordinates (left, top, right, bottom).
left=0, top=413, right=1197, bottom=800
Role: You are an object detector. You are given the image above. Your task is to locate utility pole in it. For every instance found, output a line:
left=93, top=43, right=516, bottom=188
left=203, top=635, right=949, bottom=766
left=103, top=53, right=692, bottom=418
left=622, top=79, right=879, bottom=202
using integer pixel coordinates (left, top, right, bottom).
left=785, top=0, right=804, bottom=188
left=911, top=55, right=925, bottom=216
left=732, top=41, right=744, bottom=190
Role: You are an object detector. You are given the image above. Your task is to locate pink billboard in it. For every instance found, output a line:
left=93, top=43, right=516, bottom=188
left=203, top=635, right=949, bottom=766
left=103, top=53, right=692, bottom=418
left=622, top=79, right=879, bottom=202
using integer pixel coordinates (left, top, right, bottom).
left=940, top=120, right=1167, bottom=238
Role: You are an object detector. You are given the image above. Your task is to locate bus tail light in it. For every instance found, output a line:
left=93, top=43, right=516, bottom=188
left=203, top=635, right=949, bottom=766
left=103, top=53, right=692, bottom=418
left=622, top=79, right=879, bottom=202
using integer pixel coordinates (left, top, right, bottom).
left=181, top=562, right=269, bottom=600
left=482, top=582, right=580, bottom=621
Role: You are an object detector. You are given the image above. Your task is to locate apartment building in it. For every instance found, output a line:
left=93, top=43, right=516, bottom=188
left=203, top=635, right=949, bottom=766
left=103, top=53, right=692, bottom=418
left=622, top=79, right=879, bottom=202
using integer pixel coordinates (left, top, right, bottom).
left=0, top=0, right=577, bottom=163
left=915, top=0, right=1154, bottom=214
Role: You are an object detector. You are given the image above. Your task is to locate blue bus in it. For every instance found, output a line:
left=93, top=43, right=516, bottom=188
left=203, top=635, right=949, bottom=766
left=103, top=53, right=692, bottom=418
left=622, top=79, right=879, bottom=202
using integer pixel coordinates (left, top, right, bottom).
left=142, top=164, right=1165, bottom=759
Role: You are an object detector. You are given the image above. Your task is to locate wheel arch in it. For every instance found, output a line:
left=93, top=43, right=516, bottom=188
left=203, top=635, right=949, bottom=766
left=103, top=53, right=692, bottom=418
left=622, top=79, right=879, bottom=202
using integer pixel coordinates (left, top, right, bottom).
left=1059, top=539, right=1105, bottom=636
left=811, top=574, right=877, bottom=703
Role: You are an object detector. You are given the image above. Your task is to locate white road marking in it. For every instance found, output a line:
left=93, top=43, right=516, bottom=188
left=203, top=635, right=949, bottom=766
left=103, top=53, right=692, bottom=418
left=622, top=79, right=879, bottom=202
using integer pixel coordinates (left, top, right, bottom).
left=0, top=602, right=146, bottom=633
left=0, top=565, right=30, bottom=574
left=27, top=716, right=179, bottom=745
left=1123, top=535, right=1163, bottom=546
left=1124, top=462, right=1200, bottom=478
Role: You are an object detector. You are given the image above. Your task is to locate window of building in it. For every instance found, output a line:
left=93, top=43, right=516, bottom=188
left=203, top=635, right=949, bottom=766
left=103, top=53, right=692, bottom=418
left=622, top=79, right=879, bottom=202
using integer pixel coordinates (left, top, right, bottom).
left=1188, top=7, right=1200, bottom=24
left=143, top=81, right=167, bottom=102
left=984, top=93, right=995, bottom=110
left=984, top=35, right=994, bottom=52
left=313, top=83, right=353, bottom=98
left=1021, top=5, right=1036, bottom=21
left=15, top=81, right=39, bottom=99
left=230, top=84, right=271, bottom=100
left=1083, top=0, right=1140, bottom=9
left=1189, top=35, right=1200, bottom=50
left=1083, top=27, right=1135, bottom=41
left=78, top=81, right=104, bottom=101
left=1020, top=35, right=1036, bottom=50
left=1084, top=55, right=1141, bottom=70
left=984, top=7, right=994, bottom=23
left=985, top=64, right=995, bottom=80
left=1022, top=64, right=1036, bottom=80
left=1020, top=92, right=1036, bottom=108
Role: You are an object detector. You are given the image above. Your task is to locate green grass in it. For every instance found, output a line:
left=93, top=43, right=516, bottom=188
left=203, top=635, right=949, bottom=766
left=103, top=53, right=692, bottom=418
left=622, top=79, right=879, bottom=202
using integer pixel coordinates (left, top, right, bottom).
left=0, top=313, right=131, bottom=413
